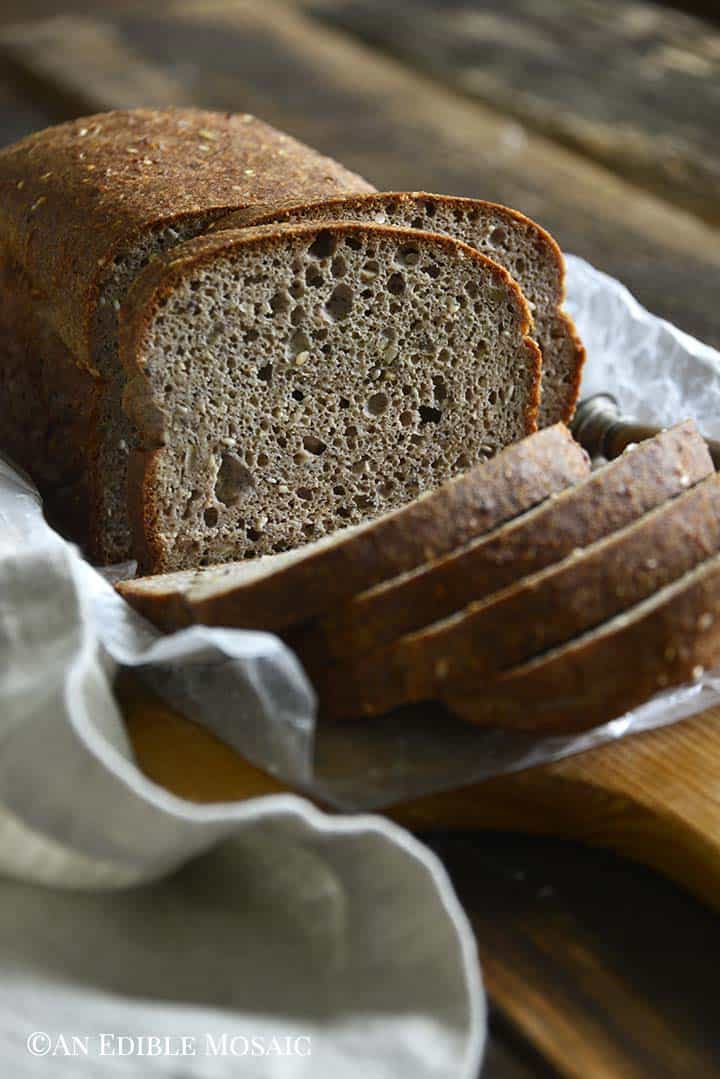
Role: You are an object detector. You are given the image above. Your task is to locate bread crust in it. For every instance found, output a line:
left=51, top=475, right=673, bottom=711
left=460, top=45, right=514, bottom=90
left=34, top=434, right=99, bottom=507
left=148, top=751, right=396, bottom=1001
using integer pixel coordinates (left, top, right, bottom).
left=445, top=549, right=720, bottom=734
left=0, top=109, right=373, bottom=371
left=0, top=248, right=99, bottom=544
left=315, top=472, right=720, bottom=718
left=120, top=219, right=543, bottom=574
left=0, top=109, right=375, bottom=560
left=117, top=425, right=587, bottom=627
left=300, top=420, right=712, bottom=662
left=213, top=191, right=585, bottom=425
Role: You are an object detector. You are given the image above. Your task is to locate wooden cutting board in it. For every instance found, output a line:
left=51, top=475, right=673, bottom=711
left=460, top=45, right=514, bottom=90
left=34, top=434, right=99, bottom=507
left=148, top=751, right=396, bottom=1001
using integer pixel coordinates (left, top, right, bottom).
left=117, top=671, right=720, bottom=912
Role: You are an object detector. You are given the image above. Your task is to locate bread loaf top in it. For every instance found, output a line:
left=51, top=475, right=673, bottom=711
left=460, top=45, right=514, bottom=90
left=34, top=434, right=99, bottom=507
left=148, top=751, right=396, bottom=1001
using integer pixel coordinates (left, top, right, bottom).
left=0, top=108, right=373, bottom=371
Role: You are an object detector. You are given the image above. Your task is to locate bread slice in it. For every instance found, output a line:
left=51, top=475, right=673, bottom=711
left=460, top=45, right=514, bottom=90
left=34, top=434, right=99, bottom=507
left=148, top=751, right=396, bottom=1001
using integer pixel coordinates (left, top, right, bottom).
left=444, top=548, right=720, bottom=734
left=117, top=424, right=588, bottom=630
left=296, top=420, right=713, bottom=664
left=315, top=473, right=720, bottom=719
left=0, top=108, right=373, bottom=561
left=121, top=219, right=544, bottom=573
left=216, top=192, right=585, bottom=426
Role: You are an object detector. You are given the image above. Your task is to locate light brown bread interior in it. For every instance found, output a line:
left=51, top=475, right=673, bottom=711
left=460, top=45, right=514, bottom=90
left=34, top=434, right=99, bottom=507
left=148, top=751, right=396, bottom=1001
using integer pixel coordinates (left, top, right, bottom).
left=217, top=192, right=584, bottom=425
left=295, top=420, right=712, bottom=663
left=117, top=424, right=588, bottom=630
left=123, top=221, right=541, bottom=571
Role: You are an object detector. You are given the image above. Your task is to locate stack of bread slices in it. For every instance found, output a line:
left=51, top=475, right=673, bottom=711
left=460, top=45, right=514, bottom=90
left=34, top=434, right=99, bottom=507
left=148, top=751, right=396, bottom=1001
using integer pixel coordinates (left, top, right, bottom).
left=119, top=418, right=720, bottom=733
left=3, top=108, right=720, bottom=734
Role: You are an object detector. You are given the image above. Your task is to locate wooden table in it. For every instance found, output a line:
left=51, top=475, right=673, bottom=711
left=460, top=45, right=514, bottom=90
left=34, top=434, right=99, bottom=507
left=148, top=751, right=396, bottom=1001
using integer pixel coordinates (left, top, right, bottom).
left=2, top=2, right=720, bottom=1075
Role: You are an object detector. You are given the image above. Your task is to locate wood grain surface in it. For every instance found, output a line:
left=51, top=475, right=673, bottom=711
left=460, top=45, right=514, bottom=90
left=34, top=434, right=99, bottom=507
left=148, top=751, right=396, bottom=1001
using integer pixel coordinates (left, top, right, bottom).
left=2, top=1, right=720, bottom=350
left=119, top=671, right=720, bottom=1079
left=304, top=0, right=720, bottom=225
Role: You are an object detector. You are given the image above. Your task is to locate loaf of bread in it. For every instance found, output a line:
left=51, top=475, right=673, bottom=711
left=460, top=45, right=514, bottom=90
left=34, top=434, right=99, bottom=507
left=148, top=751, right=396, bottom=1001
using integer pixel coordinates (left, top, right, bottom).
left=314, top=473, right=720, bottom=719
left=0, top=108, right=372, bottom=562
left=445, top=550, right=720, bottom=733
left=117, top=424, right=588, bottom=629
left=295, top=420, right=712, bottom=663
left=0, top=109, right=560, bottom=571
left=216, top=192, right=585, bottom=426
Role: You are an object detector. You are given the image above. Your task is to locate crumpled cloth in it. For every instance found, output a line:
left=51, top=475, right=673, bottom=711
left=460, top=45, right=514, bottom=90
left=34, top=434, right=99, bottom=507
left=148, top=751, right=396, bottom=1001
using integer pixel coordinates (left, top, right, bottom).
left=0, top=458, right=484, bottom=1077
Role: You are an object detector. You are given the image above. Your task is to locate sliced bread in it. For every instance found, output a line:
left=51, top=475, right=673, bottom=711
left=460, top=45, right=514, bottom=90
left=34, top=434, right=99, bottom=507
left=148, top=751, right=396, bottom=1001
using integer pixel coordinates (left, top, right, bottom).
left=0, top=108, right=373, bottom=561
left=315, top=473, right=720, bottom=719
left=295, top=420, right=713, bottom=664
left=216, top=191, right=585, bottom=425
left=121, top=220, right=545, bottom=573
left=444, top=550, right=720, bottom=733
left=117, top=424, right=588, bottom=630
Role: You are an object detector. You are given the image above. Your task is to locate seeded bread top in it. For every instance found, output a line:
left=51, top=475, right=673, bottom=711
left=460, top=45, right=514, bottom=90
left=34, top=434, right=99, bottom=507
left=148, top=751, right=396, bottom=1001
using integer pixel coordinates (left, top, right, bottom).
left=0, top=108, right=373, bottom=371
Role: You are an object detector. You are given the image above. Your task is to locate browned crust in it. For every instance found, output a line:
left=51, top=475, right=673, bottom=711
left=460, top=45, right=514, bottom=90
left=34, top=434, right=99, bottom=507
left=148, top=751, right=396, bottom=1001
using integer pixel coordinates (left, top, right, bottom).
left=213, top=191, right=586, bottom=424
left=117, top=425, right=587, bottom=627
left=445, top=550, right=720, bottom=734
left=0, top=108, right=374, bottom=371
left=298, top=420, right=712, bottom=663
left=0, top=247, right=100, bottom=549
left=120, top=219, right=542, bottom=573
left=314, top=472, right=720, bottom=719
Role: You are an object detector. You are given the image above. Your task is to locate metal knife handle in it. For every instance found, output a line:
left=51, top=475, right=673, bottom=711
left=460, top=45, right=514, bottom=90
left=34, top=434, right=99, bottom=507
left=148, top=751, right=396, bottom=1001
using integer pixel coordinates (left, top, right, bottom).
left=571, top=394, right=720, bottom=469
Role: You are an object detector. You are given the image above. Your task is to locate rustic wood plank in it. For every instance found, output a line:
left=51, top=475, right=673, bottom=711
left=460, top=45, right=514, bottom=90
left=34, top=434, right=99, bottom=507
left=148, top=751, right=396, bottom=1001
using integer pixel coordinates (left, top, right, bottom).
left=2, top=1, right=718, bottom=354
left=303, top=0, right=720, bottom=226
left=118, top=672, right=720, bottom=1078
left=0, top=14, right=189, bottom=119
left=437, top=831, right=720, bottom=1079
left=0, top=77, right=52, bottom=146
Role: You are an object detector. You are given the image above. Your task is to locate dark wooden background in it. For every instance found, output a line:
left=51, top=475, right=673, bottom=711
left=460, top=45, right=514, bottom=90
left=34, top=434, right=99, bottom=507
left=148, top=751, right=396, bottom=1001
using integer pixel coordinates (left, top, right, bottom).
left=1, top=2, right=719, bottom=1076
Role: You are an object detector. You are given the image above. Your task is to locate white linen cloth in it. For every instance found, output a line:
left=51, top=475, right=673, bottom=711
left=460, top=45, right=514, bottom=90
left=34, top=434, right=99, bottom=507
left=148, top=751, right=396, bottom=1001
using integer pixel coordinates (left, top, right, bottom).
left=0, top=460, right=485, bottom=1076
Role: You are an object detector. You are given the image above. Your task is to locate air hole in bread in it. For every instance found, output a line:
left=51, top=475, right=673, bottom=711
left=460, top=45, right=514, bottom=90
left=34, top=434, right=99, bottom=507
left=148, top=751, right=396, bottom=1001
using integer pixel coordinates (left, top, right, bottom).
left=388, top=272, right=405, bottom=295
left=215, top=452, right=254, bottom=505
left=309, top=231, right=337, bottom=259
left=289, top=280, right=304, bottom=299
left=490, top=227, right=507, bottom=245
left=292, top=389, right=305, bottom=402
left=306, top=264, right=324, bottom=288
left=433, top=375, right=448, bottom=402
left=303, top=435, right=327, bottom=455
left=366, top=392, right=389, bottom=416
left=290, top=329, right=311, bottom=355
left=203, top=507, right=219, bottom=527
left=246, top=527, right=262, bottom=542
left=296, top=487, right=313, bottom=501
left=258, top=363, right=273, bottom=383
left=419, top=405, right=442, bottom=424
left=269, top=291, right=289, bottom=315
left=398, top=244, right=420, bottom=267
left=325, top=283, right=353, bottom=321
left=332, top=255, right=347, bottom=278
left=361, top=259, right=380, bottom=282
